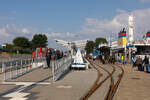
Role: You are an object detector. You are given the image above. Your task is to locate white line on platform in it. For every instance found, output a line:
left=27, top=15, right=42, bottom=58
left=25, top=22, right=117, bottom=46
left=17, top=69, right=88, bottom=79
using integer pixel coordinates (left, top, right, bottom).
left=57, top=85, right=72, bottom=89
left=3, top=92, right=29, bottom=100
left=2, top=81, right=51, bottom=100
left=3, top=81, right=51, bottom=85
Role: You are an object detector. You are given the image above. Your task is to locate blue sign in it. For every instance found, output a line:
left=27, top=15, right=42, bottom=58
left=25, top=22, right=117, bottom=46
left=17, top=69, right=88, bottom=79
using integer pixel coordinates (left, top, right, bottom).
left=126, top=45, right=134, bottom=48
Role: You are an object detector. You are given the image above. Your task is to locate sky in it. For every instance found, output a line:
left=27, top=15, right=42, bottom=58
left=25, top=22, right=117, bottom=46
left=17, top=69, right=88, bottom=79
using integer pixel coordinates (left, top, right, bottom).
left=0, top=0, right=150, bottom=50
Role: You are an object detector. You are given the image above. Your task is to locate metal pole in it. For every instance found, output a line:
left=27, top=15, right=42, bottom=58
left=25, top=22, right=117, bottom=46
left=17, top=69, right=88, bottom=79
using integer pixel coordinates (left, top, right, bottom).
left=16, top=61, right=18, bottom=77
left=10, top=62, right=13, bottom=79
left=31, top=58, right=34, bottom=69
left=27, top=59, right=29, bottom=72
left=2, top=62, right=6, bottom=82
left=124, top=46, right=127, bottom=64
left=25, top=59, right=27, bottom=73
left=52, top=61, right=55, bottom=82
left=28, top=59, right=30, bottom=71
left=129, top=47, right=131, bottom=63
left=21, top=59, right=23, bottom=75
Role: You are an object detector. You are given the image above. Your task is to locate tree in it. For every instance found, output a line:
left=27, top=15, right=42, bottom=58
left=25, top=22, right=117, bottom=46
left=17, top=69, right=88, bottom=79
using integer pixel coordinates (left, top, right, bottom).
left=85, top=41, right=95, bottom=54
left=32, top=34, right=48, bottom=49
left=95, top=37, right=108, bottom=47
left=13, top=37, right=30, bottom=48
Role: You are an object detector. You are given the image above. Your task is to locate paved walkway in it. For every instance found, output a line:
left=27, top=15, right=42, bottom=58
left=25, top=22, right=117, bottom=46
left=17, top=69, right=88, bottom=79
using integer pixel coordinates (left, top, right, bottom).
left=22, top=68, right=97, bottom=100
left=0, top=66, right=97, bottom=100
left=114, top=64, right=150, bottom=100
left=1, top=62, right=150, bottom=100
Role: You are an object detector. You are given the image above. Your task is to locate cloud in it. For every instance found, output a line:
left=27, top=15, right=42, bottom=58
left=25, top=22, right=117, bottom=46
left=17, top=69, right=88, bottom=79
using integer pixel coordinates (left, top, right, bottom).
left=0, top=24, right=36, bottom=44
left=45, top=32, right=62, bottom=38
left=80, top=8, right=150, bottom=41
left=45, top=32, right=79, bottom=40
left=22, top=28, right=30, bottom=34
left=0, top=24, right=78, bottom=50
left=116, top=9, right=128, bottom=14
left=139, top=0, right=150, bottom=3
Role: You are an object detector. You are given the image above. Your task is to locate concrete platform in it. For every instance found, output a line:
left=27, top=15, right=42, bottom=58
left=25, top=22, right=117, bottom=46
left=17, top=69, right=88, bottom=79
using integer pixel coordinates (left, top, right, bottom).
left=0, top=65, right=97, bottom=100
left=22, top=68, right=97, bottom=100
left=114, top=64, right=150, bottom=100
left=3, top=61, right=150, bottom=100
left=7, top=67, right=52, bottom=82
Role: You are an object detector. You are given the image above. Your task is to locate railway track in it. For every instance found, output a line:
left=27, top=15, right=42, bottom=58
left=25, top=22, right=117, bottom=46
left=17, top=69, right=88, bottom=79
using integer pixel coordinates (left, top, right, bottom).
left=80, top=59, right=124, bottom=100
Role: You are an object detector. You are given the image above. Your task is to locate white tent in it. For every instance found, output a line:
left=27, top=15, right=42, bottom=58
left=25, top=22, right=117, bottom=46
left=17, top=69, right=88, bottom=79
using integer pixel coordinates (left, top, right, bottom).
left=72, top=48, right=85, bottom=68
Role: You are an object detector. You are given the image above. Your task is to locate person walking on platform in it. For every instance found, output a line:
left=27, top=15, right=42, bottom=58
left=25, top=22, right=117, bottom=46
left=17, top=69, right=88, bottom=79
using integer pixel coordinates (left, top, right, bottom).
left=102, top=55, right=105, bottom=64
left=142, top=56, right=149, bottom=71
left=46, top=49, right=52, bottom=68
left=132, top=55, right=136, bottom=68
left=121, top=55, right=126, bottom=64
left=136, top=56, right=142, bottom=71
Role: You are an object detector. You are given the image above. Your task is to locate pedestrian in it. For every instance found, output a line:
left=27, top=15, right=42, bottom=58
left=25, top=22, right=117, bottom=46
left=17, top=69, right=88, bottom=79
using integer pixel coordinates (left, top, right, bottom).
left=121, top=55, right=126, bottom=64
left=61, top=51, right=64, bottom=58
left=102, top=55, right=105, bottom=64
left=131, top=55, right=136, bottom=68
left=142, top=55, right=149, bottom=70
left=112, top=56, right=115, bottom=64
left=45, top=49, right=52, bottom=68
left=118, top=55, right=121, bottom=63
left=136, top=56, right=142, bottom=71
left=54, top=49, right=58, bottom=60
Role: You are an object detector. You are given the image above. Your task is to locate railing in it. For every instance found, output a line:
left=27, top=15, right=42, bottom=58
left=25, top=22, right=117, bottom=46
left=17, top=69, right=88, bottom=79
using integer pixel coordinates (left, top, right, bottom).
left=1, top=57, right=46, bottom=82
left=0, top=54, right=32, bottom=68
left=52, top=55, right=72, bottom=82
left=1, top=54, right=72, bottom=83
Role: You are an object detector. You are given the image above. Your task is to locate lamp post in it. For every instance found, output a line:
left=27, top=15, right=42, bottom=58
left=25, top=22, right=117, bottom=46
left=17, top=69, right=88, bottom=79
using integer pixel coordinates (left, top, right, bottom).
left=128, top=15, right=134, bottom=63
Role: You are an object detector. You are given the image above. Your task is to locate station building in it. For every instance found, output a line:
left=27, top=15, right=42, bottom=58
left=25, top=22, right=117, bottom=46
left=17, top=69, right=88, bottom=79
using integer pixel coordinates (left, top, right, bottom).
left=110, top=31, right=150, bottom=62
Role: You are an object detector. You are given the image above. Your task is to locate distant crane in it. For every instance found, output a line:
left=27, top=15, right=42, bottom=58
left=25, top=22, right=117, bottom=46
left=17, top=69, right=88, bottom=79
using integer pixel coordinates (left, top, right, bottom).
left=55, top=39, right=88, bottom=55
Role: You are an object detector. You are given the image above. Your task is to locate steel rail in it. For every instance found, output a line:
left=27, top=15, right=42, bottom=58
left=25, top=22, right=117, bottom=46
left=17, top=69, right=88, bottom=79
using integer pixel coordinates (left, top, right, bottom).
left=94, top=61, right=124, bottom=100
left=93, top=61, right=115, bottom=100
left=107, top=63, right=124, bottom=100
left=80, top=59, right=102, bottom=100
left=81, top=59, right=115, bottom=100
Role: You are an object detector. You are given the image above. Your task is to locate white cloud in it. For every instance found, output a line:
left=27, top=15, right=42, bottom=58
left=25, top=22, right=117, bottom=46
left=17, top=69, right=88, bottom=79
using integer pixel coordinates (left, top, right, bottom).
left=0, top=27, right=10, bottom=37
left=0, top=24, right=36, bottom=44
left=0, top=24, right=78, bottom=50
left=116, top=9, right=128, bottom=14
left=80, top=8, right=150, bottom=40
left=22, top=28, right=30, bottom=34
left=45, top=32, right=78, bottom=39
left=45, top=32, right=62, bottom=38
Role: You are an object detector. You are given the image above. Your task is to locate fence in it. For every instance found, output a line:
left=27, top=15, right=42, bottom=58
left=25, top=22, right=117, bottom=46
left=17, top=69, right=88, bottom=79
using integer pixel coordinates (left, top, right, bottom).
left=1, top=57, right=46, bottom=82
left=52, top=55, right=72, bottom=82
left=1, top=54, right=72, bottom=83
left=0, top=54, right=31, bottom=67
